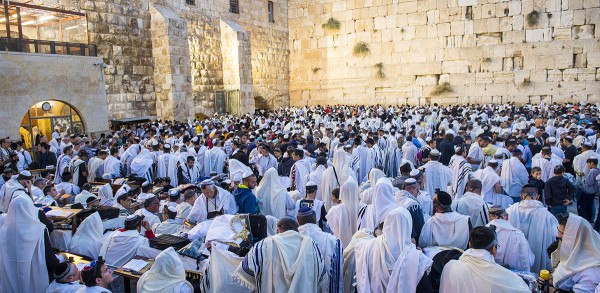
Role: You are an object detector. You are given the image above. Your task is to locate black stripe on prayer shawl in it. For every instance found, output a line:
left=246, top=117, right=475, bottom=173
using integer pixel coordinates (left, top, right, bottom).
left=329, top=239, right=342, bottom=293
left=357, top=205, right=368, bottom=229
left=255, top=240, right=264, bottom=292
left=454, top=161, right=470, bottom=196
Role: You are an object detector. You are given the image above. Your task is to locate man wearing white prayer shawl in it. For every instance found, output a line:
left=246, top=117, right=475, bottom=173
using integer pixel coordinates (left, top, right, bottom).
left=153, top=206, right=186, bottom=236
left=419, top=191, right=471, bottom=250
left=473, top=160, right=504, bottom=204
left=366, top=137, right=384, bottom=169
left=420, top=149, right=453, bottom=197
left=352, top=137, right=369, bottom=184
left=397, top=178, right=427, bottom=240
left=69, top=212, right=104, bottom=259
left=550, top=213, right=600, bottom=293
left=188, top=137, right=207, bottom=177
left=321, top=150, right=353, bottom=210
left=157, top=144, right=180, bottom=186
left=439, top=226, right=531, bottom=293
left=130, top=148, right=154, bottom=182
left=359, top=168, right=385, bottom=205
left=573, top=142, right=600, bottom=185
left=531, top=147, right=564, bottom=182
left=87, top=150, right=107, bottom=182
left=451, top=179, right=490, bottom=227
left=235, top=217, right=327, bottom=293
left=448, top=145, right=471, bottom=199
left=467, top=137, right=486, bottom=170
left=256, top=168, right=295, bottom=219
left=54, top=145, right=73, bottom=184
left=120, top=143, right=141, bottom=176
left=342, top=229, right=374, bottom=293
left=327, top=178, right=362, bottom=248
left=100, top=214, right=153, bottom=268
left=362, top=178, right=402, bottom=229
left=309, top=156, right=328, bottom=201
left=178, top=156, right=201, bottom=184
left=506, top=184, right=558, bottom=274
left=355, top=207, right=433, bottom=293
left=0, top=196, right=50, bottom=293
left=289, top=149, right=312, bottom=196
left=187, top=179, right=237, bottom=223
left=486, top=206, right=534, bottom=272
left=500, top=149, right=529, bottom=201
left=248, top=144, right=278, bottom=178
left=137, top=247, right=194, bottom=293
left=134, top=193, right=161, bottom=232
left=103, top=147, right=123, bottom=179
left=298, top=207, right=344, bottom=293
left=402, top=138, right=418, bottom=166
left=46, top=261, right=85, bottom=293
left=98, top=183, right=115, bottom=207
left=383, top=138, right=403, bottom=178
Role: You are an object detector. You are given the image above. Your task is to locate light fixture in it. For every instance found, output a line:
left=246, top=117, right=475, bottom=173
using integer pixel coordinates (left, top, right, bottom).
left=64, top=24, right=84, bottom=30
left=22, top=20, right=35, bottom=25
left=0, top=18, right=5, bottom=23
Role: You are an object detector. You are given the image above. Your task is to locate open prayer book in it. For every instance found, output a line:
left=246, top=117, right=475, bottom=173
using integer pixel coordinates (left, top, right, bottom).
left=45, top=209, right=74, bottom=218
left=122, top=259, right=149, bottom=272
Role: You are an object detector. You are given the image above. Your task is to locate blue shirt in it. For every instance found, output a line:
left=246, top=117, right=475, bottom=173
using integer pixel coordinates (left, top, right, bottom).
left=232, top=185, right=259, bottom=214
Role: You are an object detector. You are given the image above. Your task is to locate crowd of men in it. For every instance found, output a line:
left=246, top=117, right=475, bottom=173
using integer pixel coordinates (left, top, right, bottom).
left=1, top=102, right=600, bottom=293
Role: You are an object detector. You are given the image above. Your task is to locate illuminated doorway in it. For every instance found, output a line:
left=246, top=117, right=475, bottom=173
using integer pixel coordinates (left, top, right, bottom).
left=20, top=100, right=85, bottom=150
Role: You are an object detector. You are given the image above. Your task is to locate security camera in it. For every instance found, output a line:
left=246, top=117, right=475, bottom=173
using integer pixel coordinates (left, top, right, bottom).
left=94, top=62, right=108, bottom=68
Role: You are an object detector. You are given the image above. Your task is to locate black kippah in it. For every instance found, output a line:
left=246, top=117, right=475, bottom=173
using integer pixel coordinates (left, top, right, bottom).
left=53, top=262, right=69, bottom=279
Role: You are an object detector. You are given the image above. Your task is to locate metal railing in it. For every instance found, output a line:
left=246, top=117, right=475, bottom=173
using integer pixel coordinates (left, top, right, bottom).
left=0, top=37, right=97, bottom=56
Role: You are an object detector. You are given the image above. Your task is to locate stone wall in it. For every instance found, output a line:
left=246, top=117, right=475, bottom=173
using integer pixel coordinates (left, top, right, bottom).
left=32, top=0, right=289, bottom=119
left=0, top=51, right=109, bottom=139
left=288, top=0, right=600, bottom=106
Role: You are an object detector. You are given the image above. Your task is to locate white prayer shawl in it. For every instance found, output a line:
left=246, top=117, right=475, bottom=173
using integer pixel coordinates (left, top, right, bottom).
left=137, top=247, right=194, bottom=293
left=99, top=229, right=149, bottom=267
left=353, top=145, right=370, bottom=184
left=180, top=163, right=201, bottom=184
left=322, top=151, right=352, bottom=210
left=176, top=202, right=193, bottom=220
left=372, top=178, right=401, bottom=226
left=134, top=208, right=161, bottom=234
left=130, top=149, right=154, bottom=182
left=152, top=219, right=186, bottom=236
left=187, top=186, right=237, bottom=223
left=54, top=153, right=72, bottom=183
left=229, top=159, right=253, bottom=184
left=440, top=249, right=531, bottom=293
left=46, top=280, right=85, bottom=293
left=257, top=168, right=294, bottom=219
left=368, top=144, right=384, bottom=169
left=88, top=157, right=105, bottom=182
left=120, top=144, right=141, bottom=176
left=69, top=212, right=104, bottom=259
left=473, top=166, right=501, bottom=203
left=69, top=158, right=86, bottom=186
left=356, top=207, right=428, bottom=293
left=299, top=223, right=344, bottom=293
left=500, top=157, right=529, bottom=197
left=384, top=143, right=403, bottom=178
left=573, top=150, right=600, bottom=183
left=402, top=141, right=418, bottom=166
left=449, top=155, right=471, bottom=199
left=387, top=245, right=433, bottom=293
left=98, top=183, right=115, bottom=206
left=531, top=153, right=563, bottom=182
left=235, top=230, right=327, bottom=293
left=0, top=196, right=49, bottom=293
left=103, top=155, right=122, bottom=178
left=451, top=192, right=490, bottom=227
left=157, top=153, right=180, bottom=186
left=506, top=199, right=558, bottom=273
left=202, top=247, right=246, bottom=293
left=188, top=145, right=207, bottom=177
left=467, top=142, right=484, bottom=170
left=486, top=219, right=534, bottom=272
left=326, top=179, right=360, bottom=248
left=419, top=211, right=471, bottom=249
left=422, top=160, right=453, bottom=197
left=552, top=214, right=600, bottom=292
left=291, top=158, right=312, bottom=196
left=309, top=165, right=327, bottom=201
left=343, top=230, right=375, bottom=293
left=205, top=147, right=227, bottom=176
left=417, top=190, right=433, bottom=217
left=359, top=169, right=386, bottom=205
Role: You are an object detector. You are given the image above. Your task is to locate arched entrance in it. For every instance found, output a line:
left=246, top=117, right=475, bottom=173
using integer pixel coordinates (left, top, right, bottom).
left=20, top=100, right=85, bottom=150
